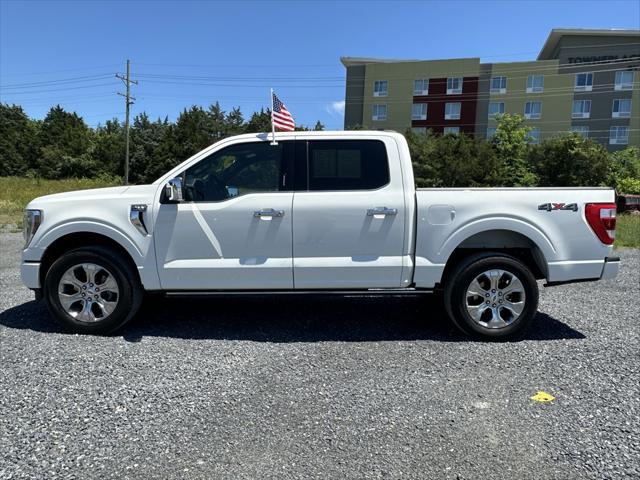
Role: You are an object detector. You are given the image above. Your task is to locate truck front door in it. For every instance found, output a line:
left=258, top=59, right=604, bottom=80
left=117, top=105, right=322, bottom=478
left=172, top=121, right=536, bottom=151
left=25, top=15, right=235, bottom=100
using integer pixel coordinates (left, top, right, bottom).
left=154, top=140, right=295, bottom=290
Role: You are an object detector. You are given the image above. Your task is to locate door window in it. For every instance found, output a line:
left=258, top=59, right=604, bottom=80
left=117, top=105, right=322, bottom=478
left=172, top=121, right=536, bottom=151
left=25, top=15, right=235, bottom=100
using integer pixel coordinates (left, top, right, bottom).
left=305, top=140, right=389, bottom=191
left=183, top=142, right=287, bottom=202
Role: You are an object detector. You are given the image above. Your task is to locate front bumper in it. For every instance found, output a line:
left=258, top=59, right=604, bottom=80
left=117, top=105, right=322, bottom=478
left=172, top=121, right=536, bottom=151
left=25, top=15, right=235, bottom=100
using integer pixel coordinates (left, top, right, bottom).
left=21, top=262, right=41, bottom=289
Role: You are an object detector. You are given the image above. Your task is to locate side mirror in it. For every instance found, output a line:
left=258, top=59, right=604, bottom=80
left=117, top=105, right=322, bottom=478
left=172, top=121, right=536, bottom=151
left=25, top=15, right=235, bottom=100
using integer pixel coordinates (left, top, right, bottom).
left=163, top=177, right=184, bottom=203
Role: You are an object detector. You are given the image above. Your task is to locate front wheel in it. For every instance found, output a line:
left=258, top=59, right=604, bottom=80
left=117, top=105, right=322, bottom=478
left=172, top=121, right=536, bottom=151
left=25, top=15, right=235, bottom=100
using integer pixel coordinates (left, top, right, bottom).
left=444, top=254, right=539, bottom=340
left=44, top=246, right=143, bottom=334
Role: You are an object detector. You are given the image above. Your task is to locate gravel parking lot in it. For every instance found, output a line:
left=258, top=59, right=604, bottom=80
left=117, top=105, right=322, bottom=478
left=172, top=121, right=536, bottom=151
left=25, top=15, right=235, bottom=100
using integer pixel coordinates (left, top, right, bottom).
left=1, top=232, right=638, bottom=479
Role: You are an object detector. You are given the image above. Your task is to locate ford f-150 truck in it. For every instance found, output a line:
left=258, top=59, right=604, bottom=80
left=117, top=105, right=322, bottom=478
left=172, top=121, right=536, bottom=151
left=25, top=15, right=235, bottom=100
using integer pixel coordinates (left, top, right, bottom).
left=21, top=131, right=620, bottom=339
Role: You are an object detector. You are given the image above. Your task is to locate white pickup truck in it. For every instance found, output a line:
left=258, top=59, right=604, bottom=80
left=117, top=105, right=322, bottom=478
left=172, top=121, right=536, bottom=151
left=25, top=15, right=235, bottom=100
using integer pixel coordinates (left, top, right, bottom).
left=21, top=131, right=620, bottom=339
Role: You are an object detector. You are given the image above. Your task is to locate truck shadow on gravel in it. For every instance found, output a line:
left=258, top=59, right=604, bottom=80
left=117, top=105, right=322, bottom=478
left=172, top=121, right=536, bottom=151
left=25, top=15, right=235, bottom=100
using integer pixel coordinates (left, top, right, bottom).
left=1, top=295, right=585, bottom=343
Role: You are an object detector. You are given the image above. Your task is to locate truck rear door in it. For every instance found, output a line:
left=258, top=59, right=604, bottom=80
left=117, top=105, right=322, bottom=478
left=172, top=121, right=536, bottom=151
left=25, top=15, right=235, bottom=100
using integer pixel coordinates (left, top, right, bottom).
left=292, top=138, right=406, bottom=288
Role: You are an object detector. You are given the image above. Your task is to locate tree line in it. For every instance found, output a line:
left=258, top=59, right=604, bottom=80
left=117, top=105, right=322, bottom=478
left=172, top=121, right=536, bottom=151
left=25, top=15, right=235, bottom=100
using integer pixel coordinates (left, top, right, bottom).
left=0, top=103, right=638, bottom=193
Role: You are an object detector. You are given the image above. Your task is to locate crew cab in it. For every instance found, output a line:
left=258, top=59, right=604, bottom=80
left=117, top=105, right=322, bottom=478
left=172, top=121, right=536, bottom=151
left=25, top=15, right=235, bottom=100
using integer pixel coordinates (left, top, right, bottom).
left=21, top=131, right=620, bottom=339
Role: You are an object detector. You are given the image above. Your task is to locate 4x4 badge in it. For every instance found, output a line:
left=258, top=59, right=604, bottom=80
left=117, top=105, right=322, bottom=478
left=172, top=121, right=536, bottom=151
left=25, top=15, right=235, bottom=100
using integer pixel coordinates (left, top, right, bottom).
left=538, top=202, right=578, bottom=212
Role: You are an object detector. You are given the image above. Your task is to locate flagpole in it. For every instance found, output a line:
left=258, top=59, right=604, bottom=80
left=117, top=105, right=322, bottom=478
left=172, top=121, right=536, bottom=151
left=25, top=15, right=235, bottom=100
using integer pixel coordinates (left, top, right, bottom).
left=270, top=88, right=277, bottom=145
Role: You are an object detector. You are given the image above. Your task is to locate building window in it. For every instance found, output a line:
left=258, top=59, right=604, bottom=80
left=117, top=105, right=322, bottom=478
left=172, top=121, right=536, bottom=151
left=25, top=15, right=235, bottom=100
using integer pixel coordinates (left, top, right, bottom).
left=411, top=103, right=427, bottom=120
left=572, top=99, right=591, bottom=119
left=574, top=73, right=593, bottom=92
left=488, top=102, right=505, bottom=119
left=615, top=71, right=634, bottom=91
left=443, top=126, right=460, bottom=135
left=372, top=104, right=387, bottom=121
left=490, top=76, right=507, bottom=94
left=528, top=128, right=541, bottom=144
left=610, top=126, right=629, bottom=145
left=487, top=127, right=497, bottom=139
left=444, top=102, right=462, bottom=120
left=526, top=75, right=544, bottom=93
left=612, top=99, right=632, bottom=118
left=373, top=80, right=388, bottom=97
left=570, top=126, right=589, bottom=138
left=446, top=77, right=462, bottom=94
left=414, top=79, right=429, bottom=95
left=412, top=127, right=427, bottom=135
left=524, top=101, right=542, bottom=119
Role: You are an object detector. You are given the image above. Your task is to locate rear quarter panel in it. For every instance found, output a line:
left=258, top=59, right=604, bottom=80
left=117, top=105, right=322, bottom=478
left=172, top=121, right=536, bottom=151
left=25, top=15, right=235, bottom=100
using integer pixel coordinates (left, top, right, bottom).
left=414, top=188, right=615, bottom=288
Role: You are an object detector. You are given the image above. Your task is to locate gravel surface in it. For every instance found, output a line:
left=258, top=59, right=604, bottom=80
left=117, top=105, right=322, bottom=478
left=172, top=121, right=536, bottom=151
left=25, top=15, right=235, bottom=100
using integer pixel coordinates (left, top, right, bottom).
left=1, top=232, right=638, bottom=479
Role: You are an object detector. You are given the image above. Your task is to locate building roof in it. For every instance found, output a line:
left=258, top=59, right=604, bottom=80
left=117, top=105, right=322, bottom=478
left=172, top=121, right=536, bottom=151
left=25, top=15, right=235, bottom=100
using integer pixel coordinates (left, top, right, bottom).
left=340, top=57, right=422, bottom=67
left=537, top=28, right=640, bottom=60
left=340, top=56, right=480, bottom=67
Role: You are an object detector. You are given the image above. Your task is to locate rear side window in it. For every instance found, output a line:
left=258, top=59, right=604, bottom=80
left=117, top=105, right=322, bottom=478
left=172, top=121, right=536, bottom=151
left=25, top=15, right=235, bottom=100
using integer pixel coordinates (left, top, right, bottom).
left=306, top=140, right=389, bottom=191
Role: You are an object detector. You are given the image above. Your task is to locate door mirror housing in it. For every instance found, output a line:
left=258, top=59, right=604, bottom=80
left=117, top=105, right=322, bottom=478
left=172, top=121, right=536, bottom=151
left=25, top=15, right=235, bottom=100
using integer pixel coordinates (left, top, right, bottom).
left=163, top=177, right=184, bottom=203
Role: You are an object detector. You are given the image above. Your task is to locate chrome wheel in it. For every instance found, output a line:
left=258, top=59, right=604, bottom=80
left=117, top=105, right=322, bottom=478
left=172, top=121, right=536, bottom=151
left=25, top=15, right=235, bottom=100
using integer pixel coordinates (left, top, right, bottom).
left=465, top=269, right=526, bottom=329
left=57, top=263, right=119, bottom=323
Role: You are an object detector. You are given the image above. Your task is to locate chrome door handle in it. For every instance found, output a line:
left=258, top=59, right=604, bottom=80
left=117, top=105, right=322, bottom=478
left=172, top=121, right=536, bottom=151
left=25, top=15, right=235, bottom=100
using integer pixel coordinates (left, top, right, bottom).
left=367, top=207, right=398, bottom=216
left=254, top=208, right=285, bottom=218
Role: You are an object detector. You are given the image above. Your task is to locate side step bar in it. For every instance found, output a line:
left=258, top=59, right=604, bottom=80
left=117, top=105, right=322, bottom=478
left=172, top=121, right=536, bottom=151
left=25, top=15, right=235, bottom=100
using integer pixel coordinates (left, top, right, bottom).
left=164, top=288, right=433, bottom=298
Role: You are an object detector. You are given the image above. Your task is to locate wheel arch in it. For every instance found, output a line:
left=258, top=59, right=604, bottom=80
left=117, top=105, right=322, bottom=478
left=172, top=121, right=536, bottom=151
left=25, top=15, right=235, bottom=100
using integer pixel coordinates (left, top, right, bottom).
left=439, top=229, right=549, bottom=286
left=39, top=232, right=141, bottom=289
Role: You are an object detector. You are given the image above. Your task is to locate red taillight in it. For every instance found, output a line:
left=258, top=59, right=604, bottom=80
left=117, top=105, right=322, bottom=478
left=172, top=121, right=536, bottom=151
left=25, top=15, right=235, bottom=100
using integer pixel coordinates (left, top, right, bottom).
left=585, top=203, right=616, bottom=245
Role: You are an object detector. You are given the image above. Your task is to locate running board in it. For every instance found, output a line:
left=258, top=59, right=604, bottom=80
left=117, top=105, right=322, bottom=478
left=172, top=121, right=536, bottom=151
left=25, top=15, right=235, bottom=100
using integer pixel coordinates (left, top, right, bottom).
left=164, top=288, right=432, bottom=297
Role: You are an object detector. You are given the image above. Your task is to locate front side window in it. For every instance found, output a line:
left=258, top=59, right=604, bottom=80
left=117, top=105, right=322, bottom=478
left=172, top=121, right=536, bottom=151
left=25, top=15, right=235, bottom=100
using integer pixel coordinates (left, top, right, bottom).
left=610, top=126, right=629, bottom=145
left=488, top=102, right=505, bottom=119
left=486, top=127, right=497, bottom=139
left=526, top=75, right=544, bottom=93
left=570, top=126, right=589, bottom=138
left=414, top=79, right=429, bottom=95
left=575, top=73, right=593, bottom=91
left=524, top=101, right=542, bottom=119
left=572, top=99, right=591, bottom=118
left=306, top=140, right=389, bottom=191
left=443, top=126, right=460, bottom=135
left=445, top=102, right=461, bottom=120
left=373, top=80, right=388, bottom=97
left=528, top=128, right=541, bottom=144
left=612, top=99, right=632, bottom=118
left=412, top=103, right=427, bottom=120
left=615, top=71, right=634, bottom=90
left=490, top=76, right=507, bottom=93
left=183, top=142, right=284, bottom=202
left=447, top=77, right=462, bottom=94
left=372, top=104, right=387, bottom=121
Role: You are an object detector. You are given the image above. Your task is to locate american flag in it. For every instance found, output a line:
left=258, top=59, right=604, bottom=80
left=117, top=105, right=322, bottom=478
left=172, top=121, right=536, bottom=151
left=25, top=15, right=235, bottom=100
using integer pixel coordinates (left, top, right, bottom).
left=272, top=92, right=295, bottom=131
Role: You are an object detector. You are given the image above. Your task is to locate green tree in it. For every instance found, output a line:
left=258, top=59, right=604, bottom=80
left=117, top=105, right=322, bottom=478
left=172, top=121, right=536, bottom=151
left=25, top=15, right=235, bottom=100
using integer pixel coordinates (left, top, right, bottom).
left=36, top=105, right=95, bottom=178
left=406, top=130, right=503, bottom=188
left=313, top=120, right=325, bottom=131
left=0, top=103, right=39, bottom=176
left=529, top=133, right=610, bottom=187
left=608, top=146, right=640, bottom=191
left=128, top=113, right=173, bottom=184
left=492, top=114, right=537, bottom=186
left=245, top=108, right=272, bottom=133
left=93, top=119, right=124, bottom=177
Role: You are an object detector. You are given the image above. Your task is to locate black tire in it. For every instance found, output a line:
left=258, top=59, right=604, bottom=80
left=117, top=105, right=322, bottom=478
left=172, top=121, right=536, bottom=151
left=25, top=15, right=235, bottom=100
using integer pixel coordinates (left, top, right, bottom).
left=43, top=245, right=143, bottom=334
left=443, top=253, right=539, bottom=340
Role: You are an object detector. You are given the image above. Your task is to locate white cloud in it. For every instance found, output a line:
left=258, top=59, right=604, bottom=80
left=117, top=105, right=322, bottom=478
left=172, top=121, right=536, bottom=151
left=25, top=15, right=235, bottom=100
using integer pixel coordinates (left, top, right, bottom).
left=326, top=100, right=345, bottom=116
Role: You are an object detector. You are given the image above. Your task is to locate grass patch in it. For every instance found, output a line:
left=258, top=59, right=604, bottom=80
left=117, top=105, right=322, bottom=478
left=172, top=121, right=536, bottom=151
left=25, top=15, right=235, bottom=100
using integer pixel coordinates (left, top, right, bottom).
left=616, top=213, right=640, bottom=248
left=0, top=176, right=122, bottom=228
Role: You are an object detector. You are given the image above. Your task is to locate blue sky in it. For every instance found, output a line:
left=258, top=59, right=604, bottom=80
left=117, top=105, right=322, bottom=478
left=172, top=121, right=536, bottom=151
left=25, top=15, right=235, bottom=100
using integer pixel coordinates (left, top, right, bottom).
left=1, top=0, right=639, bottom=130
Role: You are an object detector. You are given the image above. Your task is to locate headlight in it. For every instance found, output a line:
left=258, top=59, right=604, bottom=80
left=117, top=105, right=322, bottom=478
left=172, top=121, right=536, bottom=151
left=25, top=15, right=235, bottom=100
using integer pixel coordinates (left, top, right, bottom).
left=23, top=209, right=43, bottom=248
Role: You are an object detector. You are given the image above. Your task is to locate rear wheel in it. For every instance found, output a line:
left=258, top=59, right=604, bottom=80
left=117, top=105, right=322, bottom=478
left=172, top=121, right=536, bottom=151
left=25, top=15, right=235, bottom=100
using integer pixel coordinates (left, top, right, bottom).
left=44, top=246, right=143, bottom=334
left=444, top=253, right=539, bottom=340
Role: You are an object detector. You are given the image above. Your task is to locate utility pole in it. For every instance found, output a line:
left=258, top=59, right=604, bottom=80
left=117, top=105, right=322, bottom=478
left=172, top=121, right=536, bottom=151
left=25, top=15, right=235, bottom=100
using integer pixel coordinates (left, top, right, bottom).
left=116, top=59, right=137, bottom=185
